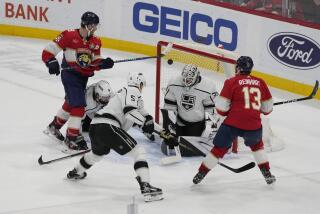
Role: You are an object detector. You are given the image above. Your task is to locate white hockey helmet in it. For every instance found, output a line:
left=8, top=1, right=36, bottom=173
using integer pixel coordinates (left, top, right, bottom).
left=94, top=80, right=113, bottom=104
left=181, top=64, right=200, bottom=87
left=127, top=72, right=146, bottom=91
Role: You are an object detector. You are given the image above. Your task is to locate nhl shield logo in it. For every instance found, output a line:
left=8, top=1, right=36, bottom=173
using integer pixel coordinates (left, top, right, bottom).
left=181, top=94, right=196, bottom=111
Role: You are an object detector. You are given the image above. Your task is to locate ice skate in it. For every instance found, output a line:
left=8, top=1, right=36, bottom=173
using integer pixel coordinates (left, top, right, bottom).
left=193, top=171, right=207, bottom=184
left=260, top=167, right=276, bottom=185
left=43, top=118, right=65, bottom=142
left=64, top=135, right=88, bottom=151
left=136, top=176, right=163, bottom=202
left=67, top=168, right=87, bottom=180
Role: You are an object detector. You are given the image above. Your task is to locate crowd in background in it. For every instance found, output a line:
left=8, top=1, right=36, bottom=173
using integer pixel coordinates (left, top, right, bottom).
left=194, top=0, right=320, bottom=25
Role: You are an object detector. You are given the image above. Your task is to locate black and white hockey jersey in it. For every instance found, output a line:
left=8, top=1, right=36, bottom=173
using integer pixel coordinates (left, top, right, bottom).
left=163, top=76, right=218, bottom=126
left=91, top=86, right=148, bottom=131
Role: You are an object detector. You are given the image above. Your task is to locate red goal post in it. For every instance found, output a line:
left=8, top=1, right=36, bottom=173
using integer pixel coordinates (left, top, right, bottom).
left=155, top=41, right=238, bottom=123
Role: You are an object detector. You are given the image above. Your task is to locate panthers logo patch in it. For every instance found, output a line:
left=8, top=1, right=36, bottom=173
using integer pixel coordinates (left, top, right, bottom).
left=76, top=48, right=92, bottom=68
left=181, top=94, right=196, bottom=111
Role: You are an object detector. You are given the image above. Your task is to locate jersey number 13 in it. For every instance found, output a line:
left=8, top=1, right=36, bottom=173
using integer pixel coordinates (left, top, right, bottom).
left=242, top=87, right=261, bottom=110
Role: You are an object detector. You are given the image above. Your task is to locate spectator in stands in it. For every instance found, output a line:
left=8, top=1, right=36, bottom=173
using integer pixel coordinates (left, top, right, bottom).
left=241, top=0, right=282, bottom=15
left=288, top=0, right=304, bottom=20
left=300, top=0, right=320, bottom=24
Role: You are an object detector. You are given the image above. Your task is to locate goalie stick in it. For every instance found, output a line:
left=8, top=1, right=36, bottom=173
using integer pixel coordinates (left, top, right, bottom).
left=38, top=150, right=90, bottom=165
left=155, top=128, right=254, bottom=172
left=274, top=80, right=319, bottom=106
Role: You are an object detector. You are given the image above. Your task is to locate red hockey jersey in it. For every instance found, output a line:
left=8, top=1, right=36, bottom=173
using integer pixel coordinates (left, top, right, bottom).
left=215, top=75, right=273, bottom=130
left=42, top=29, right=103, bottom=76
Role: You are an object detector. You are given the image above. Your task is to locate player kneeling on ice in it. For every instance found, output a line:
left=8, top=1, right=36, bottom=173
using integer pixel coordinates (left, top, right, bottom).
left=66, top=72, right=163, bottom=202
left=45, top=80, right=114, bottom=150
left=193, top=56, right=276, bottom=185
left=161, top=64, right=219, bottom=157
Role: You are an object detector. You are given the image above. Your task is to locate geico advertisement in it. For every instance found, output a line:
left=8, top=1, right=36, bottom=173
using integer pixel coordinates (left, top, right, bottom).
left=122, top=0, right=247, bottom=52
left=0, top=0, right=103, bottom=30
left=122, top=0, right=319, bottom=84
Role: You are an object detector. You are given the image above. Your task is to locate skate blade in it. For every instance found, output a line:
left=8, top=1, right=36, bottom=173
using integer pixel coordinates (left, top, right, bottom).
left=60, top=146, right=87, bottom=155
left=43, top=129, right=63, bottom=144
left=143, top=193, right=164, bottom=202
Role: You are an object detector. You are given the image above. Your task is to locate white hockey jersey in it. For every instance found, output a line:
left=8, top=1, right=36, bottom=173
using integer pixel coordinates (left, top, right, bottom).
left=91, top=86, right=148, bottom=131
left=85, top=84, right=105, bottom=119
left=163, top=76, right=218, bottom=126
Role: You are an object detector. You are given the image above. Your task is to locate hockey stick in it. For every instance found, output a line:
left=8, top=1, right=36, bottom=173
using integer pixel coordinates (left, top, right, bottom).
left=181, top=137, right=256, bottom=173
left=38, top=150, right=90, bottom=165
left=218, top=161, right=256, bottom=173
left=274, top=80, right=319, bottom=106
left=115, top=43, right=173, bottom=63
left=88, top=43, right=173, bottom=67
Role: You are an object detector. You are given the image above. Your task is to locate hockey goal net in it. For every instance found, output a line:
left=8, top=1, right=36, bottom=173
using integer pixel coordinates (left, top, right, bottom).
left=154, top=41, right=284, bottom=153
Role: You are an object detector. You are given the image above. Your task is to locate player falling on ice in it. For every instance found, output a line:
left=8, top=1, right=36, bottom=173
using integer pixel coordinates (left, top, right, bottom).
left=193, top=56, right=276, bottom=185
left=66, top=72, right=163, bottom=202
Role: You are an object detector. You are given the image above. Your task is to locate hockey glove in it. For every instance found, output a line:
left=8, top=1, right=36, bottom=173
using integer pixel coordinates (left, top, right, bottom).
left=160, top=130, right=179, bottom=148
left=142, top=115, right=154, bottom=135
left=99, top=57, right=114, bottom=69
left=45, top=58, right=60, bottom=75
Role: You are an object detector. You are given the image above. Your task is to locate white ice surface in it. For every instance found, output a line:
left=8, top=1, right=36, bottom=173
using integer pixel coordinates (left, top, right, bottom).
left=0, top=36, right=319, bottom=214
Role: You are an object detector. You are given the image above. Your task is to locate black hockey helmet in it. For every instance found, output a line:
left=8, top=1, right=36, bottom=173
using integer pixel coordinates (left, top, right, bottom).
left=236, top=56, right=254, bottom=74
left=81, top=11, right=99, bottom=27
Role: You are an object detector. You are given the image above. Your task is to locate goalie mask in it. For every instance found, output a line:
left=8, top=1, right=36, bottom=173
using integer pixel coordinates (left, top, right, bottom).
left=236, top=56, right=254, bottom=74
left=181, top=64, right=200, bottom=87
left=94, top=80, right=113, bottom=105
left=127, top=72, right=146, bottom=91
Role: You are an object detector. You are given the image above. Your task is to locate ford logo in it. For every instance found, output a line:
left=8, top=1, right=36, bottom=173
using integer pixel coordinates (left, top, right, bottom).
left=267, top=32, right=320, bottom=70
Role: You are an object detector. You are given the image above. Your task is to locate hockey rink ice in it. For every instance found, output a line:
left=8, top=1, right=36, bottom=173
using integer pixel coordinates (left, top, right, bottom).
left=0, top=35, right=319, bottom=214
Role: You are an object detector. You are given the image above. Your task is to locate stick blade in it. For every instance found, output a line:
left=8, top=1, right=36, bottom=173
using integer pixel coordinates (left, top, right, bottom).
left=38, top=155, right=45, bottom=165
left=238, top=162, right=256, bottom=172
left=310, top=80, right=319, bottom=98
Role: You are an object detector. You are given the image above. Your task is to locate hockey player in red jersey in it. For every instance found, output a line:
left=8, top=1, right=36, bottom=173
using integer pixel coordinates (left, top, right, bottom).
left=42, top=12, right=114, bottom=150
left=193, top=56, right=276, bottom=185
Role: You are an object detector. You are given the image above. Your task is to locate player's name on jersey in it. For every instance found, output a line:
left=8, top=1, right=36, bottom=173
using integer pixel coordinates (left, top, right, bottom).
left=238, top=79, right=260, bottom=86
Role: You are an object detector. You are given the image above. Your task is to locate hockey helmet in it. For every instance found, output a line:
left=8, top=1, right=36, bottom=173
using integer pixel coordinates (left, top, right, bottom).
left=181, top=64, right=200, bottom=87
left=127, top=72, right=146, bottom=91
left=94, top=80, right=113, bottom=105
left=236, top=56, right=254, bottom=74
left=81, top=11, right=99, bottom=27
